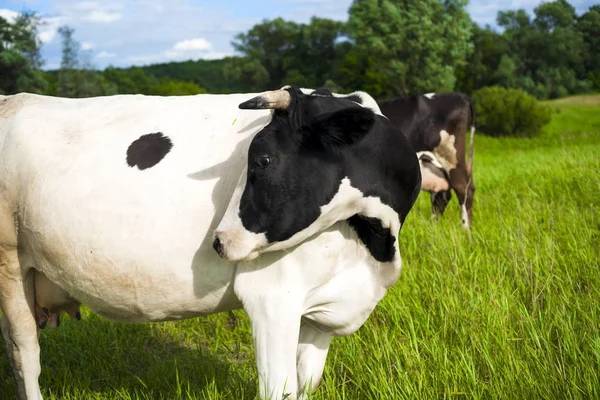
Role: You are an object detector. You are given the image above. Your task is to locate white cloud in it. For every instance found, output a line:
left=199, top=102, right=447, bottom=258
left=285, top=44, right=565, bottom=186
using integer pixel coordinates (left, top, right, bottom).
left=153, top=37, right=221, bottom=62
left=39, top=16, right=66, bottom=43
left=85, top=9, right=122, bottom=23
left=30, top=1, right=254, bottom=69
left=53, top=1, right=123, bottom=24
left=173, top=38, right=212, bottom=52
left=81, top=41, right=95, bottom=50
left=72, top=1, right=99, bottom=10
left=0, top=8, right=19, bottom=23
left=96, top=51, right=117, bottom=58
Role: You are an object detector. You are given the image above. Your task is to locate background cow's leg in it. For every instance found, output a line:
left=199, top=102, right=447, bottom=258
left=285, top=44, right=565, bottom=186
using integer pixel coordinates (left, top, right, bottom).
left=296, top=321, right=332, bottom=399
left=430, top=190, right=452, bottom=218
left=0, top=247, right=42, bottom=400
left=449, top=165, right=475, bottom=232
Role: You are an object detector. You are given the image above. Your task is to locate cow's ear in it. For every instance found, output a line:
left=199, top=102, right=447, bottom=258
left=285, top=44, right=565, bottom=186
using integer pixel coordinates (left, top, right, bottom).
left=305, top=107, right=375, bottom=148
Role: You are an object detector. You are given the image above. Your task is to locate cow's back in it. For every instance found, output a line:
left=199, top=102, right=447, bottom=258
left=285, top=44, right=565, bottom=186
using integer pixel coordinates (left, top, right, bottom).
left=377, top=95, right=438, bottom=151
left=377, top=96, right=419, bottom=135
left=426, top=92, right=472, bottom=126
left=0, top=93, right=262, bottom=217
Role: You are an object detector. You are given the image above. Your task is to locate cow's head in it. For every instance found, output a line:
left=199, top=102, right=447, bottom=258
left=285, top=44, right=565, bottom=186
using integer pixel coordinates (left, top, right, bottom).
left=214, top=87, right=421, bottom=262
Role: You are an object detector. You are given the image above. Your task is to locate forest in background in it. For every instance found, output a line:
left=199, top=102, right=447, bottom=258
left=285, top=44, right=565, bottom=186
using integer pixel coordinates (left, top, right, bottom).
left=1, top=0, right=599, bottom=101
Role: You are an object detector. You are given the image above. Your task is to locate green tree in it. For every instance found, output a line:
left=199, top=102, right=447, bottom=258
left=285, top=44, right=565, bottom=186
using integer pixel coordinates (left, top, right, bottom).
left=57, top=25, right=79, bottom=97
left=56, top=25, right=110, bottom=98
left=533, top=0, right=586, bottom=78
left=0, top=11, right=46, bottom=94
left=103, top=67, right=154, bottom=94
left=150, top=78, right=206, bottom=96
left=231, top=17, right=347, bottom=90
left=78, top=51, right=110, bottom=97
left=222, top=57, right=269, bottom=92
left=497, top=1, right=591, bottom=98
left=577, top=5, right=600, bottom=89
left=534, top=0, right=577, bottom=31
left=492, top=54, right=519, bottom=88
left=42, top=71, right=58, bottom=96
left=296, top=17, right=347, bottom=87
left=139, top=59, right=234, bottom=93
left=347, top=0, right=473, bottom=97
left=232, top=18, right=301, bottom=90
left=456, top=23, right=510, bottom=94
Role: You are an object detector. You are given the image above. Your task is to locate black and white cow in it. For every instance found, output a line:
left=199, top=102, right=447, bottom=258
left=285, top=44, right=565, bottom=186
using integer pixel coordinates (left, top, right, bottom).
left=377, top=92, right=475, bottom=232
left=0, top=86, right=421, bottom=400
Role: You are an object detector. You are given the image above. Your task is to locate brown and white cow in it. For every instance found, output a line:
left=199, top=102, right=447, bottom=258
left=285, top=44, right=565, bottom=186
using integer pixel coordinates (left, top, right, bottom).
left=377, top=92, right=475, bottom=232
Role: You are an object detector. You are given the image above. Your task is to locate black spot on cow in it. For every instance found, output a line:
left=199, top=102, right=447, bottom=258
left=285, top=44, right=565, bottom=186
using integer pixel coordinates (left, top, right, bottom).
left=347, top=215, right=396, bottom=262
left=126, top=132, right=173, bottom=170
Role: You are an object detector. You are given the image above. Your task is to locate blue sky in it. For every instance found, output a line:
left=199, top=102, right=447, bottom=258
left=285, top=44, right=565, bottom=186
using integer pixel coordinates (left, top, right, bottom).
left=0, top=0, right=596, bottom=70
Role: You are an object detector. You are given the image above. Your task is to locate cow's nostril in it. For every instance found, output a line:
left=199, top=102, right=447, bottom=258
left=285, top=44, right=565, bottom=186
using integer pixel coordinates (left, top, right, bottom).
left=213, top=237, right=224, bottom=257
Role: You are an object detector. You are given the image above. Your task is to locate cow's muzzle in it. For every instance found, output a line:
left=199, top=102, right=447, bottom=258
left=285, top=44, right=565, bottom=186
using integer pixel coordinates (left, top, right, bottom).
left=212, top=229, right=265, bottom=262
left=212, top=237, right=224, bottom=258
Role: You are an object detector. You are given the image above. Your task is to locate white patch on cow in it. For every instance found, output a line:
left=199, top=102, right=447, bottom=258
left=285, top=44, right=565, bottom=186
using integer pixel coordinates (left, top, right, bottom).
left=417, top=151, right=444, bottom=170
left=233, top=220, right=402, bottom=398
left=433, top=130, right=458, bottom=172
left=215, top=178, right=401, bottom=262
left=416, top=151, right=450, bottom=193
left=235, top=221, right=402, bottom=332
left=420, top=165, right=449, bottom=192
left=424, top=93, right=436, bottom=99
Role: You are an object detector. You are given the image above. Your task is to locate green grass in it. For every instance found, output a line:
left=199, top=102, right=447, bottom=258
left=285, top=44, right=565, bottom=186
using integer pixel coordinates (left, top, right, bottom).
left=1, top=95, right=599, bottom=399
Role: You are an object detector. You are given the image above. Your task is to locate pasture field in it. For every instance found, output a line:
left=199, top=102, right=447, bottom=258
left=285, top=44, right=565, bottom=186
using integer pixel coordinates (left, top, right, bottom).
left=1, top=95, right=599, bottom=399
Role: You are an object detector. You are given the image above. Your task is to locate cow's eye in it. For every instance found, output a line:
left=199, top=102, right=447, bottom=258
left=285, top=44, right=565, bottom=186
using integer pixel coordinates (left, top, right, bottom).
left=254, top=155, right=271, bottom=169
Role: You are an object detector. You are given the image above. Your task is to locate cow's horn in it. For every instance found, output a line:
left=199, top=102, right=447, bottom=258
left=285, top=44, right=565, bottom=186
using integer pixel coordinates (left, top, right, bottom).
left=239, top=89, right=291, bottom=110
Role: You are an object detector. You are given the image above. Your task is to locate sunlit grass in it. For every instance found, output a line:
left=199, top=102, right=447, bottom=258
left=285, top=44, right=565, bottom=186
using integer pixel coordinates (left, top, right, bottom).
left=547, top=93, right=600, bottom=105
left=1, top=96, right=599, bottom=399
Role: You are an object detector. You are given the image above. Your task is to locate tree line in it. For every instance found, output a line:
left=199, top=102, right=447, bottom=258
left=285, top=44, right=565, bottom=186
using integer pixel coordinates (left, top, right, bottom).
left=1, top=0, right=598, bottom=100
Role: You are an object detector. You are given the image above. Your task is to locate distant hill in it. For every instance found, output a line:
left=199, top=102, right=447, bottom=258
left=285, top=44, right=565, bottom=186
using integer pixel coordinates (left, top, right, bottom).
left=137, top=58, right=238, bottom=94
left=43, top=57, right=246, bottom=96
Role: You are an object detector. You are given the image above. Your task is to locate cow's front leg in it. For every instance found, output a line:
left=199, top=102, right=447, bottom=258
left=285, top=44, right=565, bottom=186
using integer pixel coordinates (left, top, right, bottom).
left=297, top=321, right=332, bottom=399
left=0, top=247, right=43, bottom=400
left=244, top=294, right=302, bottom=399
left=235, top=264, right=304, bottom=400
